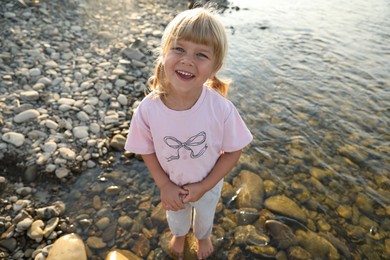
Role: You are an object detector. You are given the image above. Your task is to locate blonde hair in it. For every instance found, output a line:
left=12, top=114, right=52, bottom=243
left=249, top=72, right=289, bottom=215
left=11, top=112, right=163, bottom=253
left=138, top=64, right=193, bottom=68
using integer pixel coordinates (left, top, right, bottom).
left=148, top=7, right=230, bottom=97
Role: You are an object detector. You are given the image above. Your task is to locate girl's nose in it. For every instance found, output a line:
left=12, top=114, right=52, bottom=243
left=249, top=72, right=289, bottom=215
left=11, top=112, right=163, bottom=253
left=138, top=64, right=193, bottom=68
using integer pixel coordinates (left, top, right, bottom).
left=180, top=56, right=193, bottom=66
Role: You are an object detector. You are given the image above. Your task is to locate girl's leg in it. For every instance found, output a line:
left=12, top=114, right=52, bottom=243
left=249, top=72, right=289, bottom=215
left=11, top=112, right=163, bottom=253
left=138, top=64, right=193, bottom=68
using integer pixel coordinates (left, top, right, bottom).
left=166, top=203, right=192, bottom=237
left=166, top=203, right=192, bottom=256
left=192, top=180, right=223, bottom=258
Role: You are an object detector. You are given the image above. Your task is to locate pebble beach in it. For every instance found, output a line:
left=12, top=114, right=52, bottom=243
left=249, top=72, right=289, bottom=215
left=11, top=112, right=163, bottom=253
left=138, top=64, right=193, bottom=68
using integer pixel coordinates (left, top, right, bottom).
left=0, top=0, right=181, bottom=258
left=1, top=0, right=389, bottom=259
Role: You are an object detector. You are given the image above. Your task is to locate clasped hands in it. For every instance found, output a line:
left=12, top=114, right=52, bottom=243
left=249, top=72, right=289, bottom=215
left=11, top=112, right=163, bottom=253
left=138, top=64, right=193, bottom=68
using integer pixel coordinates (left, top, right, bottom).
left=160, top=180, right=207, bottom=211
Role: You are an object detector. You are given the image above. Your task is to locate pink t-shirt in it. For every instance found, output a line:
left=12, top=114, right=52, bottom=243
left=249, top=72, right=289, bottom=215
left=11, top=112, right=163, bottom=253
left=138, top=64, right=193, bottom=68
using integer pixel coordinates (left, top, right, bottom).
left=125, top=85, right=253, bottom=186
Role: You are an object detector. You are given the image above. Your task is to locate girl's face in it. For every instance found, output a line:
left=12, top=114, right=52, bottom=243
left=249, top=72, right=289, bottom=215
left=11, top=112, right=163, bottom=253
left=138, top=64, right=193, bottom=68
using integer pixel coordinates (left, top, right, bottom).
left=162, top=39, right=221, bottom=96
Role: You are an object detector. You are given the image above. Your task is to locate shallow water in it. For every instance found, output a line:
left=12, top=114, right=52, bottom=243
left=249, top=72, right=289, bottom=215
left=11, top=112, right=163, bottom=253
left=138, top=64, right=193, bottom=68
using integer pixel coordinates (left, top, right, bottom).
left=52, top=0, right=389, bottom=258
left=217, top=0, right=390, bottom=257
left=220, top=0, right=389, bottom=205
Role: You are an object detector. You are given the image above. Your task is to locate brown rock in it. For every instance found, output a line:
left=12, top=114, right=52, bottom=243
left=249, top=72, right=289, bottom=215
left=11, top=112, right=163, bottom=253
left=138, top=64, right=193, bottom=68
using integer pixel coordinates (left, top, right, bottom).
left=131, top=234, right=150, bottom=258
left=295, top=230, right=340, bottom=259
left=233, top=170, right=264, bottom=209
left=264, top=195, right=307, bottom=223
left=150, top=203, right=167, bottom=231
left=265, top=219, right=297, bottom=249
left=105, top=249, right=142, bottom=260
left=110, top=134, right=126, bottom=151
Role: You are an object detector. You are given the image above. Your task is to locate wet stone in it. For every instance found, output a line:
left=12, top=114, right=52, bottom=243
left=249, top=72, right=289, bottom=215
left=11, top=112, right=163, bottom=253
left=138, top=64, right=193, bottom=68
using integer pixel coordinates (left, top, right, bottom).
left=92, top=195, right=102, bottom=210
left=264, top=195, right=307, bottom=223
left=265, top=220, right=297, bottom=249
left=221, top=181, right=235, bottom=204
left=233, top=170, right=264, bottom=209
left=246, top=245, right=277, bottom=258
left=355, top=193, right=375, bottom=214
left=86, top=236, right=106, bottom=249
left=105, top=185, right=121, bottom=196
left=337, top=205, right=353, bottom=219
left=236, top=208, right=260, bottom=225
left=288, top=246, right=312, bottom=260
left=295, top=230, right=340, bottom=259
left=102, top=223, right=117, bottom=243
left=95, top=217, right=110, bottom=230
left=118, top=215, right=133, bottom=229
left=131, top=234, right=151, bottom=258
left=234, top=225, right=270, bottom=246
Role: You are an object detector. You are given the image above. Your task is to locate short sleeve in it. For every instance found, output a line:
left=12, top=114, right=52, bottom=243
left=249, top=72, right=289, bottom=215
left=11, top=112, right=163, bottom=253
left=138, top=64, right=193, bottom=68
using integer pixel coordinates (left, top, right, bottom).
left=222, top=105, right=253, bottom=152
left=124, top=104, right=155, bottom=154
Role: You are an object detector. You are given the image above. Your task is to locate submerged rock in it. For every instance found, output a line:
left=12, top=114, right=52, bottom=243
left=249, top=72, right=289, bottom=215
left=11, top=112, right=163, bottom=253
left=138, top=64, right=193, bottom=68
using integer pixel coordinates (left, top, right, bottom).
left=295, top=230, right=340, bottom=259
left=265, top=219, right=297, bottom=249
left=234, top=225, right=270, bottom=246
left=246, top=245, right=278, bottom=258
left=233, top=170, right=264, bottom=209
left=264, top=195, right=307, bottom=223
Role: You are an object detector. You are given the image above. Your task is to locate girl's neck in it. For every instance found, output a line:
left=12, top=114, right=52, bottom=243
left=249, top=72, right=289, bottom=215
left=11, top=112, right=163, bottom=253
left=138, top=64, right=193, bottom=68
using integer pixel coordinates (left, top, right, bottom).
left=162, top=87, right=203, bottom=111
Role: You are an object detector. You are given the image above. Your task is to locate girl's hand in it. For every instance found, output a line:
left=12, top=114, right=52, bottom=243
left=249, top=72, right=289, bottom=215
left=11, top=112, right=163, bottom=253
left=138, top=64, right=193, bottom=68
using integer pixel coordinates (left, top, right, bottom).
left=182, top=182, right=207, bottom=203
left=160, top=181, right=189, bottom=211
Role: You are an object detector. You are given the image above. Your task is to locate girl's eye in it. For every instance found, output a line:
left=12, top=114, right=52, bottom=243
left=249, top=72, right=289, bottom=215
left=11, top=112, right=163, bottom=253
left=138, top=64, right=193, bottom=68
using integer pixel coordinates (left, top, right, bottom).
left=172, top=47, right=184, bottom=53
left=197, top=53, right=209, bottom=59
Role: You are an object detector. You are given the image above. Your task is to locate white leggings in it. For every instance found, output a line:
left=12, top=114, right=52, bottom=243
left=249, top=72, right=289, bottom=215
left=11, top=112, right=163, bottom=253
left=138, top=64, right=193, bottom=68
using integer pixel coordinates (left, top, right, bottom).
left=166, top=180, right=223, bottom=240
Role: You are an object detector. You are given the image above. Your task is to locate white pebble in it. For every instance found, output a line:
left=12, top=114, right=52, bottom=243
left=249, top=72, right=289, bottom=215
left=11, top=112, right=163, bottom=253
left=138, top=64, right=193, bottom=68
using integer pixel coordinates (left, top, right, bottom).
left=14, top=109, right=40, bottom=123
left=73, top=126, right=89, bottom=139
left=2, top=132, right=25, bottom=147
left=43, top=141, right=57, bottom=153
left=117, top=94, right=128, bottom=105
left=58, top=147, right=76, bottom=160
left=29, top=68, right=41, bottom=77
left=55, top=168, right=69, bottom=179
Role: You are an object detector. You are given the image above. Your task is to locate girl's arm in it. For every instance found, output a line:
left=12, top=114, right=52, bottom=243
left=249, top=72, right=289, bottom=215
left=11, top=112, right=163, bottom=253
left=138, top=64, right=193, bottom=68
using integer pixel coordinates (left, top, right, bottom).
left=182, top=149, right=242, bottom=203
left=141, top=153, right=188, bottom=211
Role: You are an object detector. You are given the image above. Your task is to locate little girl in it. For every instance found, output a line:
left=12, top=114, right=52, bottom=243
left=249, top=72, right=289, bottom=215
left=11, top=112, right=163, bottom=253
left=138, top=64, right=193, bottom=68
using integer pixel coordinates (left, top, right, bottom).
left=125, top=7, right=252, bottom=259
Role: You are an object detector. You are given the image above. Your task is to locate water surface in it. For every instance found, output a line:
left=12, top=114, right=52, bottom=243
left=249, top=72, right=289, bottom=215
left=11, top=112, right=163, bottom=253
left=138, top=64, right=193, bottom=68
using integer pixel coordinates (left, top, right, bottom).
left=221, top=0, right=389, bottom=204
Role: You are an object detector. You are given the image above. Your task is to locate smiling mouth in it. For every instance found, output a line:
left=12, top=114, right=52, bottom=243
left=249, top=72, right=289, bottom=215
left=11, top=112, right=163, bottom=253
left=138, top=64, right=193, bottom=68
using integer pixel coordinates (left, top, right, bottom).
left=176, top=70, right=195, bottom=79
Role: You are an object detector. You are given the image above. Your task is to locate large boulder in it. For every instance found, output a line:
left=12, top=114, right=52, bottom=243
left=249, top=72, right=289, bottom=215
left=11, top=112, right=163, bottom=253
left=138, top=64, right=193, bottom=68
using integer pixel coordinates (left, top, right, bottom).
left=47, top=233, right=87, bottom=260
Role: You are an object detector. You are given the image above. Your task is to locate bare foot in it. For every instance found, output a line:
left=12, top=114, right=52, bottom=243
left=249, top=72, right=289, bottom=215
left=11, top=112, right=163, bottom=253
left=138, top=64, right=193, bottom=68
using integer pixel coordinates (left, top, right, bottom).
left=197, top=237, right=213, bottom=259
left=168, top=236, right=185, bottom=259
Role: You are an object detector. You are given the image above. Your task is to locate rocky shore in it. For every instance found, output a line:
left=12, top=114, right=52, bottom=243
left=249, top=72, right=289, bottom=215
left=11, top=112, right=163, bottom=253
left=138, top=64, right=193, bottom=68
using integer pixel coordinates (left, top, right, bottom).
left=0, top=0, right=167, bottom=178
left=0, top=0, right=181, bottom=258
left=1, top=0, right=389, bottom=260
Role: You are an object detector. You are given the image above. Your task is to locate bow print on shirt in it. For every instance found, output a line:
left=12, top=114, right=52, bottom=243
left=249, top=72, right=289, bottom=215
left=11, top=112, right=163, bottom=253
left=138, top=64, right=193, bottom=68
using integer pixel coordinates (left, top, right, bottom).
left=163, top=131, right=208, bottom=162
